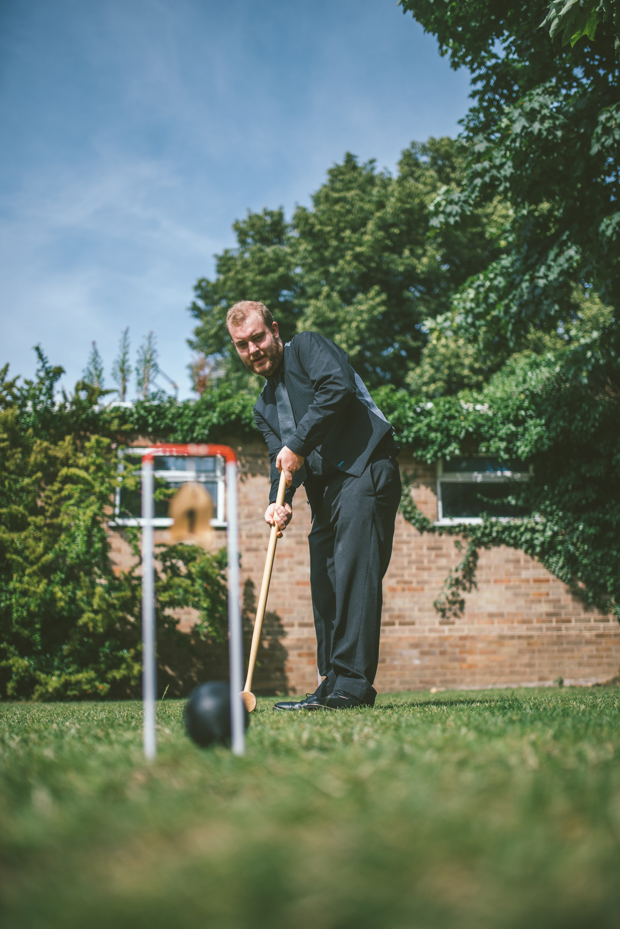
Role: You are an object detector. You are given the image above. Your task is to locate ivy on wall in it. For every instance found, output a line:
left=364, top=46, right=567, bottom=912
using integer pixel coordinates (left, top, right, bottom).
left=390, top=314, right=620, bottom=620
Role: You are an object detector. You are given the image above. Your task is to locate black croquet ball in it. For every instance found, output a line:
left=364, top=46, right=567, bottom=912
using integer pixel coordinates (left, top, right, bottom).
left=184, top=681, right=249, bottom=749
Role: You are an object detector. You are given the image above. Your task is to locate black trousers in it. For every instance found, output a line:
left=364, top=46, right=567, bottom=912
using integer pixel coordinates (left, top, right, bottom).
left=305, top=451, right=401, bottom=705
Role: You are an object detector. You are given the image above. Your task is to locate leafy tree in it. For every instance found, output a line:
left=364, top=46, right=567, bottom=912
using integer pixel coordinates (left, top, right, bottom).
left=399, top=0, right=620, bottom=368
left=82, top=341, right=105, bottom=390
left=135, top=331, right=159, bottom=400
left=189, top=139, right=501, bottom=388
left=111, top=327, right=132, bottom=402
left=387, top=0, right=620, bottom=619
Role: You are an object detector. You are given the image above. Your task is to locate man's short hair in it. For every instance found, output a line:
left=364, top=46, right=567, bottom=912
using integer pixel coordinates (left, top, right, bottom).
left=226, top=301, right=274, bottom=333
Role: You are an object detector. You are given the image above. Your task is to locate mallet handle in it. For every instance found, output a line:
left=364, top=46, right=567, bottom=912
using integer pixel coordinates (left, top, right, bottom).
left=243, top=470, right=288, bottom=694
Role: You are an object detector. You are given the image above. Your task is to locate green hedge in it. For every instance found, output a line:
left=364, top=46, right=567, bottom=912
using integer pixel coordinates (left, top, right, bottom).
left=0, top=353, right=229, bottom=701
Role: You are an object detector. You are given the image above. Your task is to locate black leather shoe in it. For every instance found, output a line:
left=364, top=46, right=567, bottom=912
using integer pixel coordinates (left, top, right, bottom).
left=273, top=694, right=315, bottom=711
left=305, top=689, right=371, bottom=710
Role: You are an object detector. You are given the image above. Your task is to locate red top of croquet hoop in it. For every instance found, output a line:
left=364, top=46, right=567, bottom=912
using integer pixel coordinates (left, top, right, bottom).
left=141, top=443, right=238, bottom=464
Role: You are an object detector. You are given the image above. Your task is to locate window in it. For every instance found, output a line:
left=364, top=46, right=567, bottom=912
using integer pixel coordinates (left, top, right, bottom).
left=437, top=457, right=531, bottom=525
left=112, top=449, right=227, bottom=528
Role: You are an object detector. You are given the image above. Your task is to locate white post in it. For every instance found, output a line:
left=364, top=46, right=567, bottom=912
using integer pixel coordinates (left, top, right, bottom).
left=142, top=457, right=157, bottom=760
left=226, top=460, right=245, bottom=755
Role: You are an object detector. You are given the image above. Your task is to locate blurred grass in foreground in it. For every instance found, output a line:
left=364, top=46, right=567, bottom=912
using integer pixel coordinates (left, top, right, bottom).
left=0, top=688, right=619, bottom=929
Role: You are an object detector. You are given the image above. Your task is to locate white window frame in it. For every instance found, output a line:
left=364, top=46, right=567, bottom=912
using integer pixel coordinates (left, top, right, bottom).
left=436, top=458, right=531, bottom=526
left=110, top=447, right=227, bottom=528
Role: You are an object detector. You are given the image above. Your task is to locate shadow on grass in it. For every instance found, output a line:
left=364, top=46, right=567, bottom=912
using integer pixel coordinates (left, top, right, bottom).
left=154, top=579, right=290, bottom=699
left=242, top=578, right=289, bottom=696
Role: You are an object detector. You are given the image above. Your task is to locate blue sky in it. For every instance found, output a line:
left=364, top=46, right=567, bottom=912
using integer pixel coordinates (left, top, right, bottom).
left=0, top=0, right=470, bottom=398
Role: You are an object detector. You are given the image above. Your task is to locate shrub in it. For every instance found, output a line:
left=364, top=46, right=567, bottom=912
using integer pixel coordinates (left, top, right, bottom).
left=0, top=352, right=229, bottom=701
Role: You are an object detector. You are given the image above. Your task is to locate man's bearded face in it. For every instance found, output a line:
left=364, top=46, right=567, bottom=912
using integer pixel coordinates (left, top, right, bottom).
left=229, top=313, right=283, bottom=378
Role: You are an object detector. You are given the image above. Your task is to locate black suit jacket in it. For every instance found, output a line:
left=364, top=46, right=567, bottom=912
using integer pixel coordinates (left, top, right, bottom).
left=253, top=331, right=394, bottom=504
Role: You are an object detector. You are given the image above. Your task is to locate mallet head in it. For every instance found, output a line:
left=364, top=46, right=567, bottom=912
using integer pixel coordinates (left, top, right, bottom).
left=240, top=690, right=257, bottom=713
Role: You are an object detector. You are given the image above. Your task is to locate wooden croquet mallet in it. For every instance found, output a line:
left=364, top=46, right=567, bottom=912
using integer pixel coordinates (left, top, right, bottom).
left=241, top=469, right=288, bottom=712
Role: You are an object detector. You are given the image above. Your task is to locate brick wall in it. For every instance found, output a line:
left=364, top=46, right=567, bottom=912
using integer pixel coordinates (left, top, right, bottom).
left=109, top=441, right=620, bottom=695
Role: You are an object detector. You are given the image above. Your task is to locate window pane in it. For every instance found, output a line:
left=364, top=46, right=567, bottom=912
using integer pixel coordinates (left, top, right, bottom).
left=124, top=454, right=188, bottom=472
left=441, top=482, right=528, bottom=518
left=118, top=486, right=143, bottom=519
left=123, top=453, right=218, bottom=473
left=118, top=479, right=174, bottom=518
left=118, top=478, right=219, bottom=519
left=194, top=457, right=216, bottom=473
left=156, top=456, right=188, bottom=472
left=202, top=481, right=218, bottom=506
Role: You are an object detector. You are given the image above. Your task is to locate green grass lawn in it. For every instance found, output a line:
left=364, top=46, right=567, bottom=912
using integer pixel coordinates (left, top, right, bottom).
left=1, top=688, right=619, bottom=929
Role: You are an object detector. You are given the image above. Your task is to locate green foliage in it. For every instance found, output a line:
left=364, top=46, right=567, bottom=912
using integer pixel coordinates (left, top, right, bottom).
left=388, top=0, right=620, bottom=619
left=405, top=312, right=489, bottom=396
left=0, top=352, right=139, bottom=699
left=1, top=690, right=619, bottom=928
left=400, top=0, right=620, bottom=362
left=394, top=301, right=620, bottom=619
left=135, top=331, right=159, bottom=400
left=0, top=353, right=230, bottom=701
left=189, top=139, right=500, bottom=388
left=111, top=327, right=132, bottom=402
left=155, top=544, right=228, bottom=642
left=82, top=341, right=105, bottom=390
left=543, top=0, right=620, bottom=53
left=106, top=379, right=257, bottom=442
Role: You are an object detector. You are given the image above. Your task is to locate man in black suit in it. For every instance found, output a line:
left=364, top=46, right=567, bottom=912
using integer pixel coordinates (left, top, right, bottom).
left=227, top=300, right=401, bottom=710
